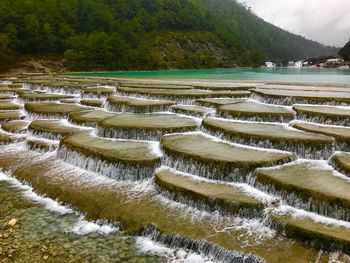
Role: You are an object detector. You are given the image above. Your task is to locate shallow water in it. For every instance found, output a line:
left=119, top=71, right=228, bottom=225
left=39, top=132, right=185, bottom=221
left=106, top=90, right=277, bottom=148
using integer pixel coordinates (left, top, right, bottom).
left=70, top=68, right=350, bottom=83
left=0, top=180, right=162, bottom=263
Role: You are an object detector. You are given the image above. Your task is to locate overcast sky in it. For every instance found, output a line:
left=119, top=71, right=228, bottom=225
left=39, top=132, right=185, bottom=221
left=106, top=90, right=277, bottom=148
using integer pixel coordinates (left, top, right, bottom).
left=238, top=0, right=350, bottom=47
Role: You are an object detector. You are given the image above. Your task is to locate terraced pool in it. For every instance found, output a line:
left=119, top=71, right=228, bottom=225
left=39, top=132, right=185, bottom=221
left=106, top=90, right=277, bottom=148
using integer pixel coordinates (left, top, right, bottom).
left=1, top=74, right=350, bottom=262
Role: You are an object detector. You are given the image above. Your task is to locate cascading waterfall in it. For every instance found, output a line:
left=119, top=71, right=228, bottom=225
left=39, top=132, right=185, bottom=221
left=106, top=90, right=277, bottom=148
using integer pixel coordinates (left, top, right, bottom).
left=154, top=183, right=263, bottom=218
left=201, top=126, right=335, bottom=160
left=117, top=91, right=196, bottom=105
left=97, top=126, right=197, bottom=141
left=161, top=152, right=252, bottom=183
left=104, top=101, right=171, bottom=113
left=251, top=92, right=350, bottom=106
left=216, top=111, right=294, bottom=123
left=248, top=175, right=350, bottom=222
left=296, top=112, right=350, bottom=126
left=26, top=138, right=59, bottom=153
left=57, top=145, right=159, bottom=181
left=139, top=225, right=266, bottom=263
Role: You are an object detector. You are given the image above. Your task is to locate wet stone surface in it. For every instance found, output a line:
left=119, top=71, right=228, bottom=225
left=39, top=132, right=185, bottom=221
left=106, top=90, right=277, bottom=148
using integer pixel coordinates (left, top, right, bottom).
left=0, top=181, right=161, bottom=263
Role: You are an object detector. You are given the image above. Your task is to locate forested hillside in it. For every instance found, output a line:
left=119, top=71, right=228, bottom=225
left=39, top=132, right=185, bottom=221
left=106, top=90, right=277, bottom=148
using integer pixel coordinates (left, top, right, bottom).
left=0, top=0, right=337, bottom=71
left=339, top=39, right=350, bottom=60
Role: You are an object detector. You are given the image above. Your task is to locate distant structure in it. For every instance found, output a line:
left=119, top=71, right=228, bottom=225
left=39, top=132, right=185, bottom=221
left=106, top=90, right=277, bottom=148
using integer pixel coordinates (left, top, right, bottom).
left=265, top=62, right=276, bottom=68
left=325, top=58, right=345, bottom=68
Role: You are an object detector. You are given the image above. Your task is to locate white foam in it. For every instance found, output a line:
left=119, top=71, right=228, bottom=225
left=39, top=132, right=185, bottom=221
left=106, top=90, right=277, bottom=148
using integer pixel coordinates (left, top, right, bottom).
left=68, top=216, right=118, bottom=235
left=149, top=141, right=163, bottom=157
left=0, top=171, right=73, bottom=214
left=274, top=205, right=350, bottom=229
left=246, top=98, right=294, bottom=110
left=136, top=237, right=218, bottom=263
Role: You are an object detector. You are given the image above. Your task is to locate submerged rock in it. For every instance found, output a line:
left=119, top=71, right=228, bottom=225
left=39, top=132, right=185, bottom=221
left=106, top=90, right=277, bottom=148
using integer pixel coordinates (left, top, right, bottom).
left=98, top=112, right=198, bottom=141
left=292, top=121, right=350, bottom=151
left=1, top=120, right=30, bottom=134
left=293, top=104, right=350, bottom=126
left=170, top=105, right=214, bottom=118
left=253, top=160, right=350, bottom=221
left=68, top=109, right=115, bottom=127
left=25, top=102, right=94, bottom=118
left=0, top=100, right=22, bottom=110
left=58, top=132, right=161, bottom=180
left=252, top=88, right=350, bottom=106
left=80, top=99, right=105, bottom=108
left=155, top=166, right=264, bottom=217
left=105, top=95, right=175, bottom=113
left=217, top=100, right=295, bottom=122
left=271, top=209, right=350, bottom=254
left=117, top=87, right=250, bottom=104
left=195, top=98, right=248, bottom=108
left=330, top=152, right=350, bottom=178
left=202, top=117, right=334, bottom=159
left=28, top=119, right=93, bottom=140
left=160, top=132, right=295, bottom=181
left=0, top=110, right=24, bottom=124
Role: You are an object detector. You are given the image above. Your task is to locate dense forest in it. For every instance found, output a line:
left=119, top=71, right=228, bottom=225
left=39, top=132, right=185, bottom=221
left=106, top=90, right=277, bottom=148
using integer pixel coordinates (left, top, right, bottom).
left=339, top=39, right=350, bottom=61
left=0, top=0, right=337, bottom=71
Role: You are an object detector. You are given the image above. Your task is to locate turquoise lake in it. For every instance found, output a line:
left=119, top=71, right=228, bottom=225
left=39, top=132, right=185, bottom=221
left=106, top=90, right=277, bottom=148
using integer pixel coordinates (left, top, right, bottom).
left=71, top=67, right=350, bottom=83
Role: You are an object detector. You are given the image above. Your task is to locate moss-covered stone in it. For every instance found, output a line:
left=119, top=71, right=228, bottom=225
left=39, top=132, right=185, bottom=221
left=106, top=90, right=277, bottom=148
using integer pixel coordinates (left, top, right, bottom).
left=98, top=113, right=198, bottom=140
left=155, top=167, right=263, bottom=216
left=68, top=109, right=115, bottom=127
left=252, top=88, right=350, bottom=105
left=0, top=94, right=16, bottom=100
left=293, top=104, right=350, bottom=125
left=253, top=161, right=350, bottom=221
left=26, top=137, right=59, bottom=152
left=81, top=86, right=116, bottom=99
left=119, top=83, right=192, bottom=90
left=118, top=87, right=250, bottom=104
left=161, top=132, right=295, bottom=181
left=202, top=117, right=334, bottom=159
left=60, top=98, right=80, bottom=104
left=26, top=81, right=83, bottom=94
left=80, top=99, right=105, bottom=108
left=1, top=120, right=30, bottom=133
left=0, top=110, right=24, bottom=123
left=106, top=95, right=175, bottom=113
left=170, top=105, right=214, bottom=118
left=0, top=131, right=25, bottom=145
left=192, top=82, right=262, bottom=91
left=28, top=120, right=92, bottom=140
left=0, top=100, right=22, bottom=110
left=271, top=211, right=350, bottom=254
left=195, top=98, right=248, bottom=108
left=292, top=121, right=350, bottom=151
left=330, top=152, right=350, bottom=178
left=18, top=92, right=76, bottom=101
left=58, top=132, right=161, bottom=180
left=218, top=101, right=295, bottom=122
left=24, top=102, right=94, bottom=117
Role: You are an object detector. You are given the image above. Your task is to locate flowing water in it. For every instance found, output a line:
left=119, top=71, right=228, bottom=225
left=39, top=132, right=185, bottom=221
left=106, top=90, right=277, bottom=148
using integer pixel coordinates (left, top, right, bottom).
left=1, top=76, right=350, bottom=262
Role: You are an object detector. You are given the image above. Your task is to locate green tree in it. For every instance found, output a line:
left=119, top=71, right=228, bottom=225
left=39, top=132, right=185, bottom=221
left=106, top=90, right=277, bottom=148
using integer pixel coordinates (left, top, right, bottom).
left=339, top=39, right=350, bottom=61
left=0, top=34, right=14, bottom=70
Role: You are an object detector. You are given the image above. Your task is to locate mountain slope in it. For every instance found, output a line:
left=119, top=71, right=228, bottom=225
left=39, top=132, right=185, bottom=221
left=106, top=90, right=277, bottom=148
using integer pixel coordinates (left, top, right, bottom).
left=0, top=0, right=337, bottom=71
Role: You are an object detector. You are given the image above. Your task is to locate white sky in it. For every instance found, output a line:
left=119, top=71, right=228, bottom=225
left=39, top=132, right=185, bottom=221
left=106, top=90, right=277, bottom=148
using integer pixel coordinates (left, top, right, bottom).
left=238, top=0, right=350, bottom=47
